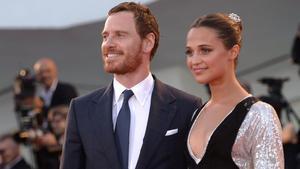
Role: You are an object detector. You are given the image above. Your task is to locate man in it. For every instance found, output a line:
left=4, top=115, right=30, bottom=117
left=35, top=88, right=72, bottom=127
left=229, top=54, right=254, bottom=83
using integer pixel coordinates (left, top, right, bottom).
left=60, top=2, right=201, bottom=169
left=33, top=58, right=77, bottom=169
left=33, top=58, right=78, bottom=111
left=34, top=106, right=69, bottom=169
left=0, top=134, right=31, bottom=169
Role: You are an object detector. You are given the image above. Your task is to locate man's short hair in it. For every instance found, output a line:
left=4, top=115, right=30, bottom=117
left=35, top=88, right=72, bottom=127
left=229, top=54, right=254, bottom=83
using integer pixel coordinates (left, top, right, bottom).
left=108, top=2, right=160, bottom=60
left=0, top=133, right=17, bottom=143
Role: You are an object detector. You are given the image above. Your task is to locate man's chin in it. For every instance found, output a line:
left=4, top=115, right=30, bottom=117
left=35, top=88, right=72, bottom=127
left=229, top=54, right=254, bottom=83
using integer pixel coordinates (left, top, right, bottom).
left=104, top=66, right=135, bottom=75
left=104, top=66, right=126, bottom=74
left=103, top=62, right=138, bottom=74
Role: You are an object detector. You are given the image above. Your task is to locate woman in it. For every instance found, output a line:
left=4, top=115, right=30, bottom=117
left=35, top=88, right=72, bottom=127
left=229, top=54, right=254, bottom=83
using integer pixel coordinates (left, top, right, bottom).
left=185, top=13, right=284, bottom=169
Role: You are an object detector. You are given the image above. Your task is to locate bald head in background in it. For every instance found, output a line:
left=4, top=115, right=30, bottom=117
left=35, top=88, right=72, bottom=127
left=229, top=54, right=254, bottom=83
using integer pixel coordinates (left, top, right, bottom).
left=33, top=57, right=77, bottom=109
left=34, top=58, right=58, bottom=90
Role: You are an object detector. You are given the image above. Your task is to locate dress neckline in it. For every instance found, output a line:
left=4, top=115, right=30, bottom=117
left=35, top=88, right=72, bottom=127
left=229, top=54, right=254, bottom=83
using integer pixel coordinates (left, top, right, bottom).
left=187, top=95, right=252, bottom=164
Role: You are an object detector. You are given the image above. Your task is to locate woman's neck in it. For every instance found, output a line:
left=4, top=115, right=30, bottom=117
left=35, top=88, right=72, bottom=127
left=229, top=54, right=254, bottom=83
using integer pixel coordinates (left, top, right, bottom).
left=208, top=75, right=249, bottom=105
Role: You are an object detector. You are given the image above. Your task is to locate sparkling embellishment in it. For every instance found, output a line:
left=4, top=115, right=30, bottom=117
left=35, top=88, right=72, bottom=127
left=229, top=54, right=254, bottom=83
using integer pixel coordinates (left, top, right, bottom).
left=187, top=99, right=284, bottom=168
left=232, top=101, right=284, bottom=168
left=229, top=13, right=241, bottom=23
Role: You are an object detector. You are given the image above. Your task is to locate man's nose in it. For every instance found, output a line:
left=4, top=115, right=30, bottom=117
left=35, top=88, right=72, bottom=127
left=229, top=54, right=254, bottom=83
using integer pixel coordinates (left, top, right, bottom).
left=103, top=36, right=116, bottom=48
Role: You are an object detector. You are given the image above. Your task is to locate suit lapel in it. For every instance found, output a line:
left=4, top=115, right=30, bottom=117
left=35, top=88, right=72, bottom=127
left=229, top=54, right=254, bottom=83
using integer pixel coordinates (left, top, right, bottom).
left=50, top=82, right=60, bottom=107
left=136, top=79, right=177, bottom=169
left=88, top=82, right=121, bottom=169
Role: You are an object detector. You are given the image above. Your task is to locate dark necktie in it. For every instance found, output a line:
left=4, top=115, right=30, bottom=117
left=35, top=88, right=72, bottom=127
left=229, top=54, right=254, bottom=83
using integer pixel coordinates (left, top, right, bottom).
left=115, top=89, right=134, bottom=169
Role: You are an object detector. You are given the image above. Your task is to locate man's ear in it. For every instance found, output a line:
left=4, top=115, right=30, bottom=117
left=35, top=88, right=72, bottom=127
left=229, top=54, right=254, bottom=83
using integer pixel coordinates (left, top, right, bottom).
left=229, top=44, right=240, bottom=60
left=142, top=32, right=155, bottom=54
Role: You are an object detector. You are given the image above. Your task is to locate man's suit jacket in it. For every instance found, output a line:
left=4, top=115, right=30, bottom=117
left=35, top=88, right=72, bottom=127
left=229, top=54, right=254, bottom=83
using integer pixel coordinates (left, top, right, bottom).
left=10, top=158, right=32, bottom=169
left=50, top=82, right=78, bottom=108
left=60, top=78, right=201, bottom=169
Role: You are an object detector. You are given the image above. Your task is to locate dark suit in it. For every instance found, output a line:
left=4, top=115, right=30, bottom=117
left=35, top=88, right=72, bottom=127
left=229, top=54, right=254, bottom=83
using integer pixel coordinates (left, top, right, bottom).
left=60, top=78, right=201, bottom=169
left=9, top=158, right=32, bottom=169
left=50, top=82, right=78, bottom=108
left=35, top=82, right=77, bottom=169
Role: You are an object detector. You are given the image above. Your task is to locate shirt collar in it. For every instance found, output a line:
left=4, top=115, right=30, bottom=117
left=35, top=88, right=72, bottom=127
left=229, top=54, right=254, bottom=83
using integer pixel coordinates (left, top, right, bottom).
left=113, top=78, right=127, bottom=104
left=40, top=78, right=58, bottom=93
left=113, top=73, right=154, bottom=106
left=49, top=79, right=58, bottom=92
left=4, top=155, right=22, bottom=169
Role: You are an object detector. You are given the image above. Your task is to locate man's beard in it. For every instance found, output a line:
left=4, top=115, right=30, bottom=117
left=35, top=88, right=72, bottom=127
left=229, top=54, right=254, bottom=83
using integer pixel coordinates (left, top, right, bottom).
left=103, top=46, right=143, bottom=74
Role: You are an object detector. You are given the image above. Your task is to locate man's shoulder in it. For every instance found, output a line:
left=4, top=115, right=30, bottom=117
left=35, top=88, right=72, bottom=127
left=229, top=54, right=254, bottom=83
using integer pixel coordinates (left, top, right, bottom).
left=57, top=81, right=75, bottom=89
left=157, top=80, right=201, bottom=103
left=13, top=158, right=32, bottom=169
left=52, top=81, right=78, bottom=103
left=157, top=80, right=202, bottom=120
left=73, top=86, right=108, bottom=103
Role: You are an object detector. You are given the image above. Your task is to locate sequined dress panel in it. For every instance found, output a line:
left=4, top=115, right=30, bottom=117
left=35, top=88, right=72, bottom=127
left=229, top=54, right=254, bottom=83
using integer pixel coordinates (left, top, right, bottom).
left=187, top=101, right=284, bottom=169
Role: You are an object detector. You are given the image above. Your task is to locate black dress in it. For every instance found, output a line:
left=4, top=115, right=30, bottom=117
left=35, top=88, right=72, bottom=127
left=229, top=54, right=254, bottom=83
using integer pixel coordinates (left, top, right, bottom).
left=185, top=97, right=258, bottom=169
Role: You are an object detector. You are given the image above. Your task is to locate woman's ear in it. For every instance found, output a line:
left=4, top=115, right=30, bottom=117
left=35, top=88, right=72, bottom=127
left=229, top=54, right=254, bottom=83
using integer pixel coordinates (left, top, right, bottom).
left=142, top=32, right=155, bottom=54
left=229, top=44, right=240, bottom=60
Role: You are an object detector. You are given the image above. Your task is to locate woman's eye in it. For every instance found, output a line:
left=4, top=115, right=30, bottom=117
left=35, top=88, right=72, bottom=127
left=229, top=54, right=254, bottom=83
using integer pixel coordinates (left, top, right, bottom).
left=185, top=49, right=193, bottom=57
left=201, top=48, right=212, bottom=54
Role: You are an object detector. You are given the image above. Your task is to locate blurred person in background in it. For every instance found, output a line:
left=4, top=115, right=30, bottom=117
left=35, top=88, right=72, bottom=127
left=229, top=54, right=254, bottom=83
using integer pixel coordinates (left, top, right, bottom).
left=33, top=58, right=78, bottom=115
left=33, top=105, right=68, bottom=169
left=30, top=58, right=76, bottom=169
left=0, top=155, right=3, bottom=169
left=0, top=133, right=31, bottom=169
left=46, top=105, right=68, bottom=157
left=291, top=24, right=300, bottom=75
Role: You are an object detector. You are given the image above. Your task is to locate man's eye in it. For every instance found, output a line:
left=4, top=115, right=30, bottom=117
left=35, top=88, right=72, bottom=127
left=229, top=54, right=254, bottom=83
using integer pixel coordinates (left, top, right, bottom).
left=102, top=34, right=107, bottom=40
left=116, top=33, right=125, bottom=38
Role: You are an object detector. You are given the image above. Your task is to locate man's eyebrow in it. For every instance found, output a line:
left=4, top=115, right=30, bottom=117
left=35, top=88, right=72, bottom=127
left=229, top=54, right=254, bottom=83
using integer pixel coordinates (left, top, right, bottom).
left=115, top=30, right=129, bottom=35
left=101, top=30, right=129, bottom=36
left=101, top=31, right=107, bottom=36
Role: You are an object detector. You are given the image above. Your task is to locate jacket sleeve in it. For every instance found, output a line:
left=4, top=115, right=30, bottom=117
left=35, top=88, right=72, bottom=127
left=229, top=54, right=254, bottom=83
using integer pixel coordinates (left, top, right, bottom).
left=250, top=103, right=284, bottom=169
left=60, top=99, right=85, bottom=169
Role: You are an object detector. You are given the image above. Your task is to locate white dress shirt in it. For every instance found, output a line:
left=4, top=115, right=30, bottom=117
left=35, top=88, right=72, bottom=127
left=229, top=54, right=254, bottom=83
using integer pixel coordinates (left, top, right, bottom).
left=112, top=73, right=154, bottom=169
left=37, top=79, right=58, bottom=107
